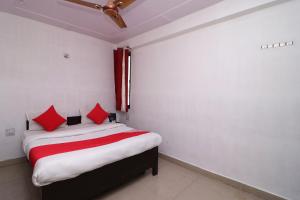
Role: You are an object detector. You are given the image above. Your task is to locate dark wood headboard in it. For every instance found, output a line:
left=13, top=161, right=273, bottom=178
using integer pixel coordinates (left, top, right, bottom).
left=67, top=116, right=82, bottom=126
left=26, top=113, right=117, bottom=130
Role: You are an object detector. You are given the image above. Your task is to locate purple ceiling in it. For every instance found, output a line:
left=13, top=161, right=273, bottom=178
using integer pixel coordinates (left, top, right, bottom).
left=0, top=0, right=223, bottom=43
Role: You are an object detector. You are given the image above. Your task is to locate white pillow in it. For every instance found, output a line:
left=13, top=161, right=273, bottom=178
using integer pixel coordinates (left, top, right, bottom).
left=26, top=111, right=67, bottom=131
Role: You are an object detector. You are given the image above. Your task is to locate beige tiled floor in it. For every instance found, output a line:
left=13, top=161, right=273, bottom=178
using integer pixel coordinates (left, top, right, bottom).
left=0, top=158, right=264, bottom=200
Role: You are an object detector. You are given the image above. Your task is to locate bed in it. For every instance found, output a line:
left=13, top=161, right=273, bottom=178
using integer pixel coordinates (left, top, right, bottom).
left=23, top=114, right=162, bottom=200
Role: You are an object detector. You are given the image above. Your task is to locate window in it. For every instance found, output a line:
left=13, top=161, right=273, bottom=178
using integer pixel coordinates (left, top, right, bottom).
left=113, top=48, right=131, bottom=112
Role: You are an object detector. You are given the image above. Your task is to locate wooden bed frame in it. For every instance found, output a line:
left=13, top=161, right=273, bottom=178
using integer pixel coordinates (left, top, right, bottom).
left=26, top=114, right=159, bottom=200
left=41, top=147, right=158, bottom=200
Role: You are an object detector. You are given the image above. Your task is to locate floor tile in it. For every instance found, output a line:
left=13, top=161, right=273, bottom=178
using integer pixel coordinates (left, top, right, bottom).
left=173, top=174, right=264, bottom=200
left=0, top=178, right=40, bottom=200
left=0, top=162, right=32, bottom=184
left=0, top=158, right=265, bottom=200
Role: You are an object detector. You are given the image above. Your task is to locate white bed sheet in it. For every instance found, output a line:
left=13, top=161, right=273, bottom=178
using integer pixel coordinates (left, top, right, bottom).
left=22, top=123, right=162, bottom=186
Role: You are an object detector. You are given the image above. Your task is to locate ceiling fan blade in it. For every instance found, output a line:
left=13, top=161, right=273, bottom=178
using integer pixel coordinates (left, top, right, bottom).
left=114, top=0, right=135, bottom=9
left=105, top=11, right=127, bottom=28
left=65, top=0, right=102, bottom=10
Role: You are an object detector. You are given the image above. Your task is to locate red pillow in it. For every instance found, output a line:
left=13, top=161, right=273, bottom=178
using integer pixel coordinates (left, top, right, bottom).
left=87, top=103, right=109, bottom=124
left=33, top=105, right=66, bottom=132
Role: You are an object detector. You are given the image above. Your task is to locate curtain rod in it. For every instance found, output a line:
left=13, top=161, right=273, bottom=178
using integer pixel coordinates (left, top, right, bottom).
left=116, top=46, right=132, bottom=50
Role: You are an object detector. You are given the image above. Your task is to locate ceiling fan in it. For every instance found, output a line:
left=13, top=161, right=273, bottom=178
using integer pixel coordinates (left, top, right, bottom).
left=65, top=0, right=135, bottom=28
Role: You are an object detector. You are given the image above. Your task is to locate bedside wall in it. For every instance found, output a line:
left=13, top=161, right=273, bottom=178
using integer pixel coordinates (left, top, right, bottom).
left=0, top=12, right=115, bottom=161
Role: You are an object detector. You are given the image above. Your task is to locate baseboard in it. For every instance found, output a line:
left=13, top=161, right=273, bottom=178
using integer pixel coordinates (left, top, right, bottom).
left=0, top=157, right=26, bottom=168
left=159, top=153, right=286, bottom=200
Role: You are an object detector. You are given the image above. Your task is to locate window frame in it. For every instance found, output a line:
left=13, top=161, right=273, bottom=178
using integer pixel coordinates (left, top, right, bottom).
left=127, top=52, right=131, bottom=109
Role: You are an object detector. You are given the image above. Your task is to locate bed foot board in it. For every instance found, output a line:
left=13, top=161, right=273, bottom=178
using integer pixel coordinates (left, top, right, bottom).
left=40, top=146, right=159, bottom=200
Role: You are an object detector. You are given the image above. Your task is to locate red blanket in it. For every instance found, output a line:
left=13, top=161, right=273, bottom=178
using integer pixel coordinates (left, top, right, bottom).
left=29, top=131, right=148, bottom=167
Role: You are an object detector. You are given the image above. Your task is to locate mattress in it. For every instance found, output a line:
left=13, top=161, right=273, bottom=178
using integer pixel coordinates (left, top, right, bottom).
left=22, top=123, right=162, bottom=186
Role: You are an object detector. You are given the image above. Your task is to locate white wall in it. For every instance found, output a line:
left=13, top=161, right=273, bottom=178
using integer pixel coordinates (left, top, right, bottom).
left=0, top=12, right=115, bottom=161
left=120, top=1, right=300, bottom=199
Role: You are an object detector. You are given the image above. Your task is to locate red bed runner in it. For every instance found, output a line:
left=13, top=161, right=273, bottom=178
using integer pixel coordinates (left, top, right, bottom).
left=29, top=131, right=148, bottom=167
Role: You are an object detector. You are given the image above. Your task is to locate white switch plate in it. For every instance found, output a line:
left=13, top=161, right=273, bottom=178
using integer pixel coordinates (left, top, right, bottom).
left=279, top=42, right=286, bottom=47
left=261, top=45, right=268, bottom=49
left=261, top=41, right=293, bottom=50
left=286, top=41, right=294, bottom=46
left=5, top=128, right=15, bottom=136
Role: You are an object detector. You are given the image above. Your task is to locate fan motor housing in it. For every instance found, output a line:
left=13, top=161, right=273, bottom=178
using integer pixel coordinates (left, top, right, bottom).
left=103, top=6, right=119, bottom=17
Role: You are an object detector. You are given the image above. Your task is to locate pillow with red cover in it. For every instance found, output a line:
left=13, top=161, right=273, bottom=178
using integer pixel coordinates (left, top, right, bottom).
left=87, top=103, right=109, bottom=124
left=33, top=105, right=66, bottom=132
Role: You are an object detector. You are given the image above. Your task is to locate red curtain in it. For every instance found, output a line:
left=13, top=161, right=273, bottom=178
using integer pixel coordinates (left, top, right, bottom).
left=114, top=48, right=130, bottom=112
